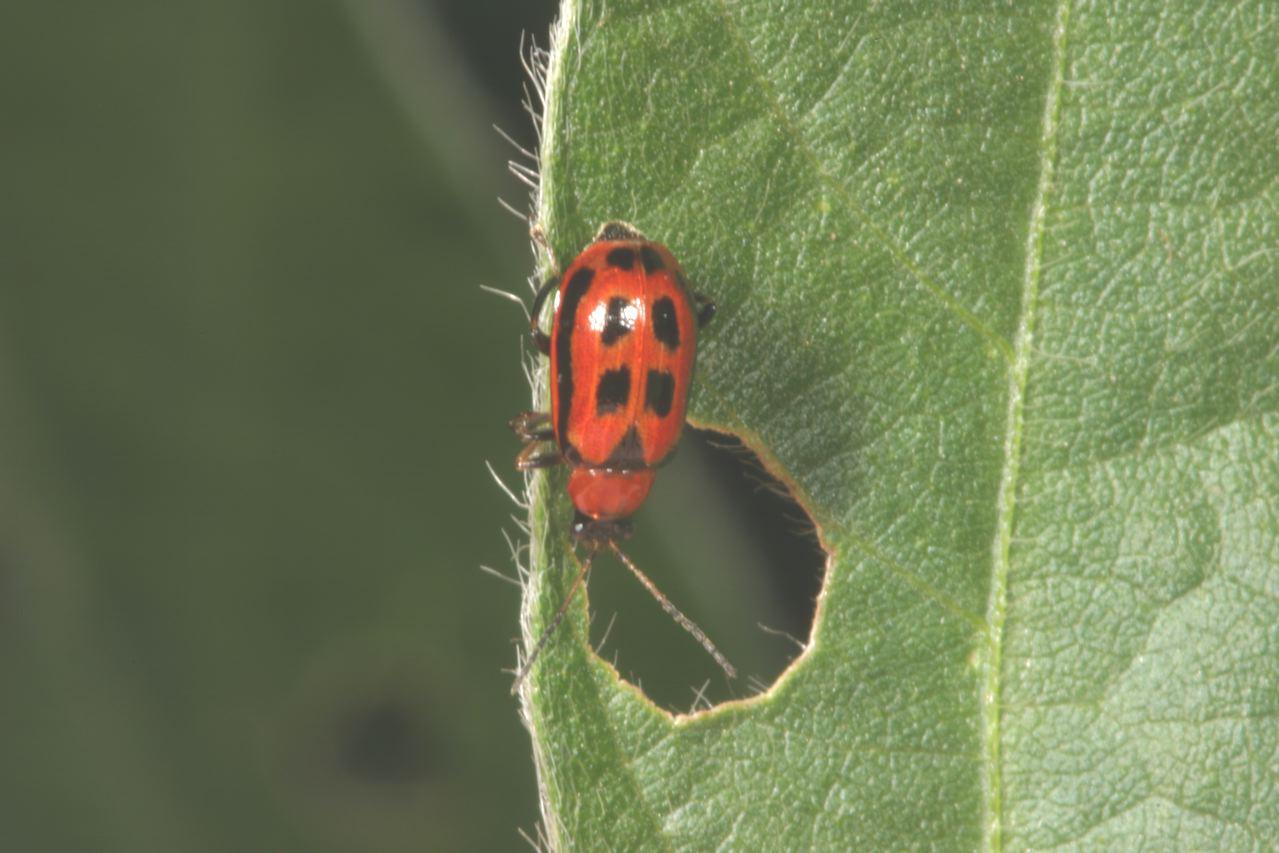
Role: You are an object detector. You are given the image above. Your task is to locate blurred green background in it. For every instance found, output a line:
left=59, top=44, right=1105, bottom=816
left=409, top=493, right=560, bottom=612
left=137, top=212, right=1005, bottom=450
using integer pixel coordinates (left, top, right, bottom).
left=1, top=1, right=821, bottom=849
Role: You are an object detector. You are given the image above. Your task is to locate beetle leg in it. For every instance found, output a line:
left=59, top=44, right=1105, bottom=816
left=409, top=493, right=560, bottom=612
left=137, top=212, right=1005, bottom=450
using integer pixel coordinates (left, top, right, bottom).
left=516, top=441, right=562, bottom=471
left=509, top=411, right=554, bottom=441
left=529, top=223, right=558, bottom=272
left=529, top=275, right=558, bottom=355
left=694, top=293, right=716, bottom=329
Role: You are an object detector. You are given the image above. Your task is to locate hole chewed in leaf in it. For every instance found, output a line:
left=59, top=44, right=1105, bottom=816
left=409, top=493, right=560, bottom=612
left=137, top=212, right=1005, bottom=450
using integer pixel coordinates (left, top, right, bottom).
left=586, top=427, right=826, bottom=713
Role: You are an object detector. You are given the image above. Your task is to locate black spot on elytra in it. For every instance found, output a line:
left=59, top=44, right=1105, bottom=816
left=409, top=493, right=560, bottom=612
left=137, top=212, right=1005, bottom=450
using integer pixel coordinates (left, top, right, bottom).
left=596, top=367, right=631, bottom=414
left=604, top=425, right=645, bottom=469
left=645, top=369, right=675, bottom=417
left=601, top=296, right=635, bottom=345
left=605, top=247, right=636, bottom=270
left=556, top=266, right=596, bottom=444
left=639, top=246, right=664, bottom=273
left=652, top=296, right=680, bottom=350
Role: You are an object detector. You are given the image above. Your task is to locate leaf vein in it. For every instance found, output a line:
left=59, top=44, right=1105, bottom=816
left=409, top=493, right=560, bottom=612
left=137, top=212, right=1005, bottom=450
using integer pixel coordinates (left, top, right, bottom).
left=982, top=1, right=1072, bottom=850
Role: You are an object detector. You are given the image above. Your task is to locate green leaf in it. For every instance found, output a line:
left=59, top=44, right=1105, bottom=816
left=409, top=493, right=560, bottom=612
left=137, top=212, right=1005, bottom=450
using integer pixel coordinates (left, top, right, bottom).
left=517, top=0, right=1279, bottom=848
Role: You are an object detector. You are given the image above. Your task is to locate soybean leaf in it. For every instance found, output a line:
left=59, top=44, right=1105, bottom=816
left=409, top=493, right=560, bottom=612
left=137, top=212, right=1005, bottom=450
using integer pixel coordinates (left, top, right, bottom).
left=517, top=0, right=1279, bottom=849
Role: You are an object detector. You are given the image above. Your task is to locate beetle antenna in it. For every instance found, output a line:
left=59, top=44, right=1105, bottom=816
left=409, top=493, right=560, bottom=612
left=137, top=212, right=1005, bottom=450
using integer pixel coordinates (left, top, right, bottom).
left=608, top=541, right=737, bottom=680
left=511, top=547, right=596, bottom=695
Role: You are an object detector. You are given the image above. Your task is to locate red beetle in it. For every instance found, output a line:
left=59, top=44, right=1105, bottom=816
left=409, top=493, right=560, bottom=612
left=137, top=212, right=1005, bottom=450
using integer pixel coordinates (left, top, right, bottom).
left=510, top=222, right=733, bottom=690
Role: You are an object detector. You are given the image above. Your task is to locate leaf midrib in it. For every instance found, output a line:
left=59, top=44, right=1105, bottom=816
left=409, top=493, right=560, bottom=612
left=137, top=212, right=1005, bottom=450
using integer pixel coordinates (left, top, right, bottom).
left=981, top=1, right=1072, bottom=851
